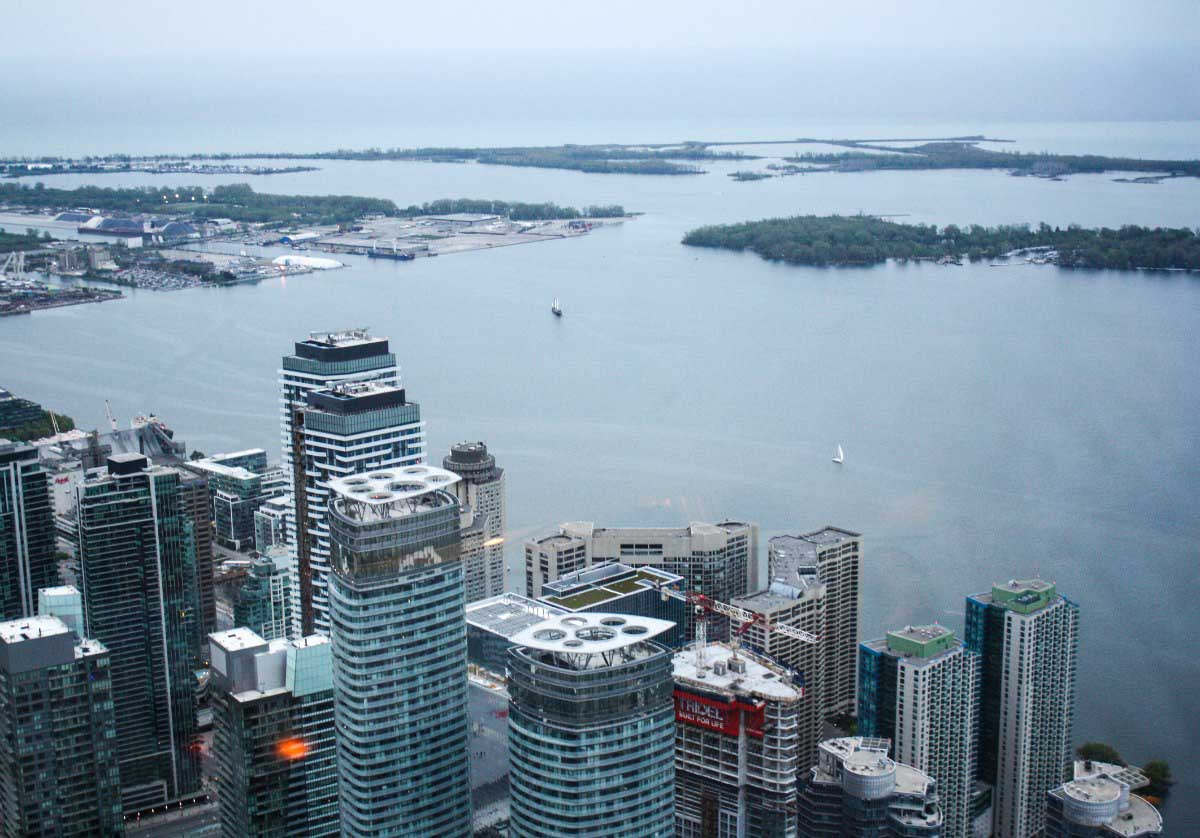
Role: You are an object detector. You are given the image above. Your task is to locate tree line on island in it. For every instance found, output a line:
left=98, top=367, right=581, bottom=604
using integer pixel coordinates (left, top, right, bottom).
left=682, top=214, right=1200, bottom=271
left=0, top=184, right=626, bottom=227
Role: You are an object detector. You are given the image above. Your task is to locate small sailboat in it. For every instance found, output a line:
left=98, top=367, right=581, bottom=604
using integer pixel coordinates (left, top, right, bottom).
left=832, top=444, right=844, bottom=464
left=551, top=298, right=563, bottom=317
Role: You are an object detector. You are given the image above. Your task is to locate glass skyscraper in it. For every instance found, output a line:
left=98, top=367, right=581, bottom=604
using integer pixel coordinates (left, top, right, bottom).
left=326, top=466, right=473, bottom=837
left=0, top=439, right=56, bottom=621
left=76, top=453, right=202, bottom=812
left=506, top=611, right=677, bottom=837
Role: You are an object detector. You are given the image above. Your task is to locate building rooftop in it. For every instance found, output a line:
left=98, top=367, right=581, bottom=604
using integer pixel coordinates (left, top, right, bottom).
left=38, top=585, right=81, bottom=598
left=329, top=466, right=460, bottom=507
left=0, top=615, right=71, bottom=644
left=303, top=328, right=380, bottom=349
left=972, top=578, right=1060, bottom=614
left=510, top=612, right=674, bottom=656
left=209, top=626, right=267, bottom=652
left=673, top=643, right=802, bottom=701
left=542, top=562, right=683, bottom=610
left=466, top=593, right=568, bottom=639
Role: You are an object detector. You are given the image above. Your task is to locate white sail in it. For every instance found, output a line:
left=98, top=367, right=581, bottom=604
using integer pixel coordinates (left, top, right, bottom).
left=833, top=444, right=844, bottom=463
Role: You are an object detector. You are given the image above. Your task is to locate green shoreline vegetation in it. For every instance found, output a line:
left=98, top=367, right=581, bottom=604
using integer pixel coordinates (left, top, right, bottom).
left=0, top=185, right=627, bottom=227
left=682, top=215, right=1200, bottom=270
left=2, top=410, right=75, bottom=442
left=0, top=228, right=53, bottom=253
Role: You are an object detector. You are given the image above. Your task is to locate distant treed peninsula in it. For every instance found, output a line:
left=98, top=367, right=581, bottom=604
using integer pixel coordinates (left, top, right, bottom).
left=682, top=215, right=1200, bottom=270
left=0, top=183, right=625, bottom=226
left=6, top=135, right=1197, bottom=180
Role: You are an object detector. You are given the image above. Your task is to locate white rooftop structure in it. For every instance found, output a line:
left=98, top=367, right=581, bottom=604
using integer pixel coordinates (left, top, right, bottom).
left=510, top=612, right=674, bottom=655
left=673, top=643, right=802, bottom=701
left=0, top=615, right=71, bottom=643
left=328, top=465, right=460, bottom=507
left=466, top=593, right=568, bottom=639
left=209, top=626, right=266, bottom=652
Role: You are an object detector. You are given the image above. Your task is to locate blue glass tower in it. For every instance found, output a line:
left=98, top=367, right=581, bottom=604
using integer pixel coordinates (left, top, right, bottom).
left=506, top=611, right=677, bottom=837
left=326, top=466, right=472, bottom=837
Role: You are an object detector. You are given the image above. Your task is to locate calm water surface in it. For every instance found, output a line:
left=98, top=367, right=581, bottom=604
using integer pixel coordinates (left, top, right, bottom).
left=2, top=121, right=1197, bottom=827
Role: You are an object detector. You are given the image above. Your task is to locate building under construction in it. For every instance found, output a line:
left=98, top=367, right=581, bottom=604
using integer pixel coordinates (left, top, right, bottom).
left=673, top=643, right=805, bottom=838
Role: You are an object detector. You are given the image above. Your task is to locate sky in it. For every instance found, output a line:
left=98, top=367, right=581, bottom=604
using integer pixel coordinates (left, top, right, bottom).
left=1, top=0, right=1197, bottom=153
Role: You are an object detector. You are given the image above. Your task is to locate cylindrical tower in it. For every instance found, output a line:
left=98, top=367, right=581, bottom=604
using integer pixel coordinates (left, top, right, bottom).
left=327, top=466, right=473, bottom=838
left=506, top=612, right=677, bottom=837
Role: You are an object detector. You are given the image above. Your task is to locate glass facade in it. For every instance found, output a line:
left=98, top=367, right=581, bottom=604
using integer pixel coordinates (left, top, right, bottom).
left=328, top=490, right=473, bottom=837
left=0, top=441, right=56, bottom=621
left=507, top=643, right=676, bottom=837
left=76, top=461, right=202, bottom=811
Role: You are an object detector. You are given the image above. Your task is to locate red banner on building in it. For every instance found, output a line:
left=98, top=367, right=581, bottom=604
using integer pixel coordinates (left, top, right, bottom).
left=674, top=689, right=765, bottom=738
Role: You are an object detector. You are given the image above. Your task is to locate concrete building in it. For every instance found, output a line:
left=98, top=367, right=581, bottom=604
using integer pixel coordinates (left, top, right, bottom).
left=540, top=561, right=688, bottom=649
left=673, top=643, right=804, bottom=837
left=289, top=379, right=424, bottom=635
left=965, top=579, right=1079, bottom=838
left=798, top=737, right=943, bottom=836
left=860, top=625, right=980, bottom=838
left=253, top=495, right=289, bottom=553
left=326, top=468, right=472, bottom=837
left=0, top=614, right=123, bottom=836
left=465, top=593, right=567, bottom=678
left=733, top=569, right=827, bottom=776
left=1045, top=761, right=1163, bottom=837
left=507, top=612, right=676, bottom=837
left=233, top=548, right=294, bottom=642
left=768, top=527, right=861, bottom=717
left=524, top=520, right=759, bottom=640
left=209, top=628, right=338, bottom=838
left=277, top=329, right=401, bottom=629
left=444, top=441, right=506, bottom=602
left=0, top=439, right=56, bottom=621
left=75, top=453, right=202, bottom=811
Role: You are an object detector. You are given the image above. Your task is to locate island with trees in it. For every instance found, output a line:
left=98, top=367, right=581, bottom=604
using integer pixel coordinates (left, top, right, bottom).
left=682, top=214, right=1200, bottom=271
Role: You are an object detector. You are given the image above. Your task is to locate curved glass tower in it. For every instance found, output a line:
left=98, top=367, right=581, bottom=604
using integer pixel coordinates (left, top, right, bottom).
left=506, top=612, right=677, bottom=837
left=326, top=466, right=473, bottom=837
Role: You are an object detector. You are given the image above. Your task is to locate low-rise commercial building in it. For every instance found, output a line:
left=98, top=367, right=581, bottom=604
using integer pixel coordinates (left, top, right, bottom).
left=541, top=562, right=688, bottom=648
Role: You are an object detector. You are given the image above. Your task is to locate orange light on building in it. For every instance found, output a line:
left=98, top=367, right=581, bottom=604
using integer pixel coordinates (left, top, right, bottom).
left=483, top=536, right=505, bottom=548
left=276, top=737, right=310, bottom=761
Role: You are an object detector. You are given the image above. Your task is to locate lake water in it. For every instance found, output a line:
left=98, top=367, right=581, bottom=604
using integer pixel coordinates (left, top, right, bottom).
left=2, top=120, right=1198, bottom=828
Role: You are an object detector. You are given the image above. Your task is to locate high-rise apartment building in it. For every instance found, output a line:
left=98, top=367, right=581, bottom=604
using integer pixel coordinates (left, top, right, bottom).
left=507, top=611, right=676, bottom=837
left=0, top=439, right=56, bottom=620
left=768, top=527, right=861, bottom=717
left=178, top=471, right=216, bottom=644
left=75, top=453, right=202, bottom=811
left=965, top=579, right=1079, bottom=838
left=733, top=571, right=827, bottom=777
left=444, top=441, right=506, bottom=601
left=278, top=329, right=401, bottom=628
left=183, top=449, right=287, bottom=552
left=1045, top=761, right=1163, bottom=837
left=524, top=520, right=758, bottom=639
left=233, top=548, right=294, bottom=642
left=797, top=737, right=943, bottom=836
left=290, top=379, right=424, bottom=635
left=326, top=468, right=472, bottom=837
left=0, top=614, right=123, bottom=836
left=859, top=625, right=980, bottom=838
left=209, top=628, right=338, bottom=838
left=673, top=643, right=804, bottom=837
left=253, top=496, right=289, bottom=554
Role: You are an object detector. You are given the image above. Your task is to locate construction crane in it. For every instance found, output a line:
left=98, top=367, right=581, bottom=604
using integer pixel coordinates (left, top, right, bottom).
left=104, top=400, right=118, bottom=431
left=658, top=585, right=818, bottom=669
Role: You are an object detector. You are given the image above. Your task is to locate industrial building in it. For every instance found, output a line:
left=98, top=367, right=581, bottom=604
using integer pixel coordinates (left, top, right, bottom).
left=524, top=520, right=758, bottom=640
left=797, top=737, right=943, bottom=836
left=209, top=629, right=338, bottom=837
left=540, top=561, right=688, bottom=649
left=860, top=625, right=981, bottom=838
left=75, top=453, right=202, bottom=812
left=326, top=468, right=473, bottom=836
left=507, top=612, right=677, bottom=837
left=0, top=613, right=123, bottom=836
left=673, top=643, right=804, bottom=837
left=965, top=579, right=1079, bottom=838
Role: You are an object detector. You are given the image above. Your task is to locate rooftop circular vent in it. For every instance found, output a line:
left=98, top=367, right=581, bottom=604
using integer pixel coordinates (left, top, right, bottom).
left=368, top=472, right=394, bottom=480
left=368, top=492, right=393, bottom=501
left=532, top=628, right=566, bottom=641
left=575, top=627, right=616, bottom=642
left=561, top=616, right=588, bottom=627
left=389, top=482, right=426, bottom=493
left=563, top=639, right=584, bottom=648
left=621, top=625, right=648, bottom=636
left=600, top=617, right=627, bottom=627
